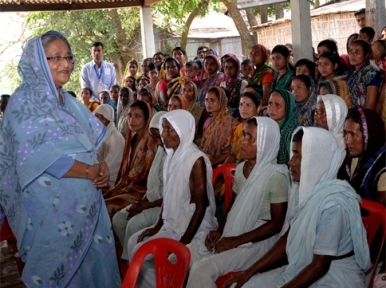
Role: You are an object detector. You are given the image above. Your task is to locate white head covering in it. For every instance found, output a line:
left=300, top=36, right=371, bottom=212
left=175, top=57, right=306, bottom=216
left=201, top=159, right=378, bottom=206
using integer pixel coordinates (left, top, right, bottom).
left=149, top=111, right=167, bottom=131
left=317, top=94, right=348, bottom=163
left=223, top=116, right=289, bottom=237
left=159, top=110, right=217, bottom=234
left=93, top=104, right=114, bottom=123
left=278, top=127, right=371, bottom=280
left=291, top=127, right=341, bottom=211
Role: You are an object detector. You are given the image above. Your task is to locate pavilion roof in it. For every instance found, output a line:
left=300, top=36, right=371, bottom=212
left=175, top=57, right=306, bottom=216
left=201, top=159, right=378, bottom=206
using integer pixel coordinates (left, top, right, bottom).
left=0, top=0, right=161, bottom=12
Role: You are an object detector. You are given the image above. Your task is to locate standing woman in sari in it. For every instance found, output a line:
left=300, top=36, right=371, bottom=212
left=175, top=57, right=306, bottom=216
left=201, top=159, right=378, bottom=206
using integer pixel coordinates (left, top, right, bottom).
left=248, top=44, right=275, bottom=106
left=291, top=74, right=317, bottom=126
left=105, top=100, right=158, bottom=218
left=0, top=31, right=120, bottom=287
left=267, top=89, right=300, bottom=165
left=158, top=57, right=185, bottom=108
left=200, top=87, right=238, bottom=167
left=270, top=45, right=294, bottom=92
left=198, top=55, right=225, bottom=106
left=347, top=39, right=381, bottom=110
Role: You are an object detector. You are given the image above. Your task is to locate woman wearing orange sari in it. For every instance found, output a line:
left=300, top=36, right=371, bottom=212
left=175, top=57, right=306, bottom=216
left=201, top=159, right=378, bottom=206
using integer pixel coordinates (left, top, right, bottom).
left=104, top=100, right=157, bottom=217
left=200, top=87, right=238, bottom=167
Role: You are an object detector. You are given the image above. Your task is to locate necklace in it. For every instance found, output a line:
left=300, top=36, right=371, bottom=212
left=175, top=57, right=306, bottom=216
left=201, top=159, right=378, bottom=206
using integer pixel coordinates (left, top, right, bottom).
left=247, top=161, right=255, bottom=171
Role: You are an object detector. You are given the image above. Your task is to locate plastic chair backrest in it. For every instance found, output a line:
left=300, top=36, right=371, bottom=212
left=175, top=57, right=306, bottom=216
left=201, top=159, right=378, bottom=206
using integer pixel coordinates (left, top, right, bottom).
left=360, top=199, right=386, bottom=288
left=121, top=238, right=191, bottom=288
left=212, top=163, right=237, bottom=213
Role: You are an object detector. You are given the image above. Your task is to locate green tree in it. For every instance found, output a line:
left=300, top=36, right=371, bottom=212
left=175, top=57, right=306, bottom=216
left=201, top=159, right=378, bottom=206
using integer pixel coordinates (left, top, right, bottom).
left=26, top=8, right=141, bottom=92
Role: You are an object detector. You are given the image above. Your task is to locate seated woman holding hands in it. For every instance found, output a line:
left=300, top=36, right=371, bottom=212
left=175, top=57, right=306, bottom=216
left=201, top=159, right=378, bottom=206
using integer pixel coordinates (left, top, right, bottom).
left=104, top=100, right=158, bottom=218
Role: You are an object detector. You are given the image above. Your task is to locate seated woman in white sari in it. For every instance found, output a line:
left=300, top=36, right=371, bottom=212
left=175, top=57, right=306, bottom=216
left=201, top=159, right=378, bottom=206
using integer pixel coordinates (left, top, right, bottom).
left=126, top=110, right=218, bottom=288
left=186, top=117, right=289, bottom=288
left=314, top=94, right=348, bottom=163
left=93, top=104, right=125, bottom=188
left=225, top=127, right=371, bottom=288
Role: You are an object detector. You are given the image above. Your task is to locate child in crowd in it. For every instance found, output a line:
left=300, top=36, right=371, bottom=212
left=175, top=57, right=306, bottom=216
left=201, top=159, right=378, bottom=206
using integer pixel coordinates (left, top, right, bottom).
left=359, top=26, right=376, bottom=43
left=185, top=61, right=200, bottom=85
left=241, top=59, right=254, bottom=82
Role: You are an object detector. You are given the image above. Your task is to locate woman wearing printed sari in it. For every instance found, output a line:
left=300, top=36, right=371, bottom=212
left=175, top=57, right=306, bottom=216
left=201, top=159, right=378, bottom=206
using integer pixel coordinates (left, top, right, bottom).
left=220, top=54, right=248, bottom=114
left=198, top=55, right=225, bottom=106
left=105, top=100, right=158, bottom=218
left=158, top=57, right=185, bottom=108
left=347, top=40, right=382, bottom=110
left=291, top=74, right=317, bottom=126
left=116, top=87, right=131, bottom=137
left=267, top=89, right=300, bottom=165
left=200, top=87, right=238, bottom=168
left=338, top=108, right=386, bottom=206
left=248, top=44, right=275, bottom=106
left=0, top=31, right=120, bottom=287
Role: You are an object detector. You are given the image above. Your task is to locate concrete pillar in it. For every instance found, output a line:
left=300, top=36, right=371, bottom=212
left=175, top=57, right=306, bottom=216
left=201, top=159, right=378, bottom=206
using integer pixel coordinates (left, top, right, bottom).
left=140, top=6, right=156, bottom=59
left=290, top=0, right=313, bottom=62
left=366, top=0, right=386, bottom=39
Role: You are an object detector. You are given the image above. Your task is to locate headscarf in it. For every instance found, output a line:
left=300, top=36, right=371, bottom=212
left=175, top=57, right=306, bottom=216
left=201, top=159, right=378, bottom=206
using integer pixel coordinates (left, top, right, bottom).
left=116, top=88, right=132, bottom=137
left=93, top=104, right=125, bottom=187
left=248, top=44, right=275, bottom=86
left=198, top=55, right=225, bottom=106
left=278, top=127, right=371, bottom=286
left=338, top=108, right=386, bottom=200
left=169, top=94, right=187, bottom=110
left=163, top=57, right=185, bottom=100
left=272, top=89, right=300, bottom=165
left=0, top=31, right=115, bottom=287
left=183, top=81, right=203, bottom=125
left=317, top=95, right=348, bottom=163
left=114, top=101, right=158, bottom=193
left=294, top=76, right=316, bottom=126
left=145, top=111, right=167, bottom=203
left=200, top=87, right=238, bottom=159
left=222, top=54, right=244, bottom=109
left=222, top=117, right=289, bottom=237
left=318, top=78, right=352, bottom=108
left=160, top=110, right=217, bottom=234
left=94, top=103, right=114, bottom=123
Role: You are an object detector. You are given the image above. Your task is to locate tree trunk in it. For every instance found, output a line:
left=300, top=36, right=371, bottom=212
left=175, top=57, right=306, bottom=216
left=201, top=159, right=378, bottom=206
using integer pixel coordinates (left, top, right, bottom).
left=314, top=0, right=320, bottom=7
left=180, top=0, right=209, bottom=50
left=260, top=5, right=268, bottom=24
left=275, top=4, right=284, bottom=19
left=245, top=8, right=258, bottom=45
left=222, top=0, right=256, bottom=51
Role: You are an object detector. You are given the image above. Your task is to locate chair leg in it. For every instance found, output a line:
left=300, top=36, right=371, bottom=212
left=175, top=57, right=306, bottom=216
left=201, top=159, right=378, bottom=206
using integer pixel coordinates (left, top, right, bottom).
left=8, top=239, right=24, bottom=276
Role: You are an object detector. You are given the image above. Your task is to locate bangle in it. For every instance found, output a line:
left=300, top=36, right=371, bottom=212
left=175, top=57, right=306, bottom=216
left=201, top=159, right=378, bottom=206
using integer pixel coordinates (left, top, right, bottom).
left=85, top=164, right=89, bottom=178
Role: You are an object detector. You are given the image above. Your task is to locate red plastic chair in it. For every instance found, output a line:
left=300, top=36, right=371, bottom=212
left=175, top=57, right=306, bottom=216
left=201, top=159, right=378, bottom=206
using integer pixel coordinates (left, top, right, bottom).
left=212, top=163, right=240, bottom=287
left=212, top=163, right=237, bottom=214
left=0, top=217, right=24, bottom=275
left=360, top=199, right=386, bottom=288
left=121, top=238, right=191, bottom=288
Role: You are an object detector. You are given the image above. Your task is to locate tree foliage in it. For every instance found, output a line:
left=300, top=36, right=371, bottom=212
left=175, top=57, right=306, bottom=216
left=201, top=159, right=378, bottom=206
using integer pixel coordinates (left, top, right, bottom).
left=26, top=8, right=141, bottom=93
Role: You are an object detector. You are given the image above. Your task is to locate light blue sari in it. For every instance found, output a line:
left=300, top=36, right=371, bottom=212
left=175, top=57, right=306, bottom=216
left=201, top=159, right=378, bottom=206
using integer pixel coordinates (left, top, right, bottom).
left=0, top=31, right=120, bottom=287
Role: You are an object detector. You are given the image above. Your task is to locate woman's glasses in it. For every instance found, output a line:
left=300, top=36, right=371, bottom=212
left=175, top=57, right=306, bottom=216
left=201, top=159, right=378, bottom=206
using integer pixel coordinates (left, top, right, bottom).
left=46, top=56, right=74, bottom=63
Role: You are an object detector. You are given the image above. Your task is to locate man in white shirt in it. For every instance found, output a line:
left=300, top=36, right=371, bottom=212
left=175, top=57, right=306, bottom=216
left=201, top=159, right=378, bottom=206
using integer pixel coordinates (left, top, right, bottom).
left=81, top=42, right=116, bottom=102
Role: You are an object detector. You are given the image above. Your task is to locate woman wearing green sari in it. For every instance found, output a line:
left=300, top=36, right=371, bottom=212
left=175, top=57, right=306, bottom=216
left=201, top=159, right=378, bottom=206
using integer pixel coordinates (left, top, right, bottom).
left=270, top=45, right=294, bottom=92
left=267, top=89, right=300, bottom=165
